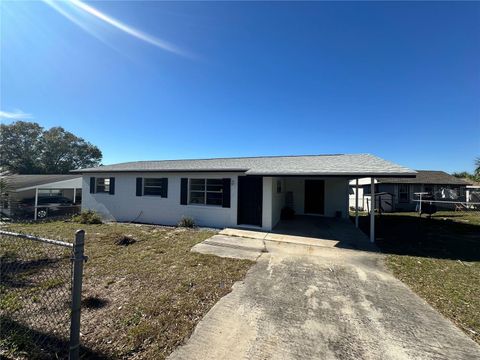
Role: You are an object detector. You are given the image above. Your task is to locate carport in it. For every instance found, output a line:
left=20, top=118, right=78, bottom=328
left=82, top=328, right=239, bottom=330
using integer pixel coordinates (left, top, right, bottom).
left=2, top=175, right=82, bottom=220
left=264, top=174, right=415, bottom=243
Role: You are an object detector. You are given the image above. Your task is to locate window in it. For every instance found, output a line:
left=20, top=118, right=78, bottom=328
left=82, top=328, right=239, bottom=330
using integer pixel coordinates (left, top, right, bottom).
left=398, top=184, right=409, bottom=203
left=143, top=178, right=167, bottom=197
left=96, top=178, right=110, bottom=193
left=189, top=179, right=223, bottom=206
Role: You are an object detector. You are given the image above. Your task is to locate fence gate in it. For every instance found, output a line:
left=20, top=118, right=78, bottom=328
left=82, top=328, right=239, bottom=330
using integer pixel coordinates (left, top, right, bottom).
left=0, top=229, right=86, bottom=359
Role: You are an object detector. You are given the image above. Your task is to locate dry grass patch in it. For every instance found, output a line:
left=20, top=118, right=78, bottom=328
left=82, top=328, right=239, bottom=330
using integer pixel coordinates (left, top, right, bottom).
left=4, top=222, right=253, bottom=359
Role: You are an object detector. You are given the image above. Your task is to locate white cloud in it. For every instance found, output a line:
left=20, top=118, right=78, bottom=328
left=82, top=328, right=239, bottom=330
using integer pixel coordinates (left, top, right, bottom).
left=44, top=0, right=192, bottom=58
left=0, top=110, right=33, bottom=120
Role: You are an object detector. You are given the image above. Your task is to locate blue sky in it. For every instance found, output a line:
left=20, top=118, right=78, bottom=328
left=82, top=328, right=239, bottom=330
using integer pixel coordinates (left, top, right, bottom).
left=1, top=1, right=479, bottom=173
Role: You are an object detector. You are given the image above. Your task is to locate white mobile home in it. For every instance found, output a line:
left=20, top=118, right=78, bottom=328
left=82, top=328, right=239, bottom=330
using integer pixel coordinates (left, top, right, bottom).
left=75, top=154, right=415, bottom=232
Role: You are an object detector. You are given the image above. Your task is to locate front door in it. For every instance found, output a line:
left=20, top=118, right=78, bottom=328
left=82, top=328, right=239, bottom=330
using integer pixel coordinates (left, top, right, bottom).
left=237, top=176, right=262, bottom=226
left=304, top=180, right=325, bottom=215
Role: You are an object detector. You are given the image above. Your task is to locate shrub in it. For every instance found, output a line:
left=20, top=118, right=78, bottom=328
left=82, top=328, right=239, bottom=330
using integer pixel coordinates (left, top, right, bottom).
left=178, top=216, right=196, bottom=228
left=72, top=210, right=103, bottom=224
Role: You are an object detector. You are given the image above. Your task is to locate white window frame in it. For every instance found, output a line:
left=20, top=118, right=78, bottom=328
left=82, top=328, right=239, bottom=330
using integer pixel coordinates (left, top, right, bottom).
left=188, top=178, right=223, bottom=206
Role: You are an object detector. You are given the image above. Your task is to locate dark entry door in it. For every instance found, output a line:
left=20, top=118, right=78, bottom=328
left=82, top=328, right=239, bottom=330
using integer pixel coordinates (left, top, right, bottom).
left=237, top=176, right=262, bottom=226
left=304, top=180, right=325, bottom=215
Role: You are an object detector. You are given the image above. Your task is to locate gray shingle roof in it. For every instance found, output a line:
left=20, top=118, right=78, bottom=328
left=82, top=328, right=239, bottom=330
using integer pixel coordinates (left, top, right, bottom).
left=2, top=175, right=81, bottom=191
left=73, top=154, right=416, bottom=177
left=376, top=170, right=470, bottom=185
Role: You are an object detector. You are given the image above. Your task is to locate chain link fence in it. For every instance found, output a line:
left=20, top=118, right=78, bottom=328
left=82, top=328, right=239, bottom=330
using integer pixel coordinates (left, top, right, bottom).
left=0, top=230, right=85, bottom=359
left=4, top=204, right=81, bottom=222
left=414, top=199, right=480, bottom=218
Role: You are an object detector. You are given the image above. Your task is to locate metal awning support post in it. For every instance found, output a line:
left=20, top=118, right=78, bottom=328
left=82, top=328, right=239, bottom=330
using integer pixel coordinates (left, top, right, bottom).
left=73, top=188, right=76, bottom=204
left=419, top=192, right=422, bottom=214
left=414, top=192, right=428, bottom=215
left=370, top=177, right=375, bottom=243
left=355, top=178, right=359, bottom=228
left=34, top=187, right=39, bottom=221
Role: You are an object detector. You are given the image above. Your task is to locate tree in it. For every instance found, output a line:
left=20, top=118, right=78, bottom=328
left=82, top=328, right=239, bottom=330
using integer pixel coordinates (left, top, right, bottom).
left=452, top=171, right=472, bottom=179
left=40, top=127, right=102, bottom=174
left=452, top=157, right=480, bottom=183
left=0, top=121, right=102, bottom=174
left=0, top=121, right=43, bottom=174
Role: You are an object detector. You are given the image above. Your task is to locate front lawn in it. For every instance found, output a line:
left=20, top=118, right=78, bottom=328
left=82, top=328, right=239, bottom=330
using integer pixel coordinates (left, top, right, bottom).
left=355, top=211, right=480, bottom=344
left=1, top=221, right=253, bottom=359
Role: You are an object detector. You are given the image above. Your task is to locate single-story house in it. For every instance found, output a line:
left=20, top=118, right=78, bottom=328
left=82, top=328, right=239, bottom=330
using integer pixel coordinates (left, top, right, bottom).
left=349, top=170, right=471, bottom=212
left=74, top=154, right=415, bottom=238
left=1, top=174, right=82, bottom=219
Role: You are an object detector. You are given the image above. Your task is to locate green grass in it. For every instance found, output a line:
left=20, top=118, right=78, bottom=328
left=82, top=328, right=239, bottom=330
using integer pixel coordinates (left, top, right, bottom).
left=354, top=211, right=480, bottom=344
left=2, top=221, right=254, bottom=359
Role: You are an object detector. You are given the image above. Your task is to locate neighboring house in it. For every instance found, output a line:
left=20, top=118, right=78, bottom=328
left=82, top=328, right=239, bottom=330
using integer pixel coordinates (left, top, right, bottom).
left=349, top=170, right=471, bottom=212
left=74, top=154, right=415, bottom=231
left=466, top=184, right=480, bottom=205
left=1, top=174, right=82, bottom=218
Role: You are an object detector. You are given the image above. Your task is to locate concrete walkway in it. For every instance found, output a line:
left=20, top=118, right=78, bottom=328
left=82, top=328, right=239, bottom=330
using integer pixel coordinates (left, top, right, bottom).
left=172, top=246, right=480, bottom=359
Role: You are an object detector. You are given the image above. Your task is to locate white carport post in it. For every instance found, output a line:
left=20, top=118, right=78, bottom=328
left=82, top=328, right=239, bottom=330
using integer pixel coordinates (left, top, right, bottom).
left=370, top=177, right=375, bottom=243
left=34, top=187, right=39, bottom=221
left=73, top=188, right=77, bottom=204
left=355, top=178, right=359, bottom=228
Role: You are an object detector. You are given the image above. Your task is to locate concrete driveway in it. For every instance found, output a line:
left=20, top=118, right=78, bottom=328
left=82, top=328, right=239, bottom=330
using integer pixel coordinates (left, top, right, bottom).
left=170, top=245, right=480, bottom=360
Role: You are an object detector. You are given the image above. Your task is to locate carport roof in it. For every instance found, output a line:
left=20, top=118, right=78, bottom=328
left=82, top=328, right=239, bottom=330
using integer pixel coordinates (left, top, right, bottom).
left=2, top=175, right=81, bottom=191
left=73, top=154, right=416, bottom=177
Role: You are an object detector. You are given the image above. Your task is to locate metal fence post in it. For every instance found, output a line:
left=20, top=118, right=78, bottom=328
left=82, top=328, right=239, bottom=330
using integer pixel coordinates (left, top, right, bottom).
left=69, top=230, right=85, bottom=360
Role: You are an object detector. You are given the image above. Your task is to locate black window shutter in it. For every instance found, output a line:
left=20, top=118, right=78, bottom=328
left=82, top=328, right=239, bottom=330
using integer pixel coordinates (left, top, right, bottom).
left=109, top=177, right=115, bottom=195
left=180, top=178, right=188, bottom=205
left=161, top=178, right=168, bottom=198
left=222, top=178, right=231, bottom=208
left=89, top=177, right=96, bottom=194
left=136, top=178, right=143, bottom=196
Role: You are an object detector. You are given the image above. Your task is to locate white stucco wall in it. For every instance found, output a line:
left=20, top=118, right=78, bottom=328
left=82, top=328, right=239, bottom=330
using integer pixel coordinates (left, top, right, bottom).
left=271, top=178, right=285, bottom=228
left=82, top=172, right=244, bottom=229
left=82, top=173, right=350, bottom=229
left=261, top=177, right=273, bottom=230
left=82, top=172, right=276, bottom=231
left=284, top=177, right=349, bottom=218
left=327, top=178, right=349, bottom=218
